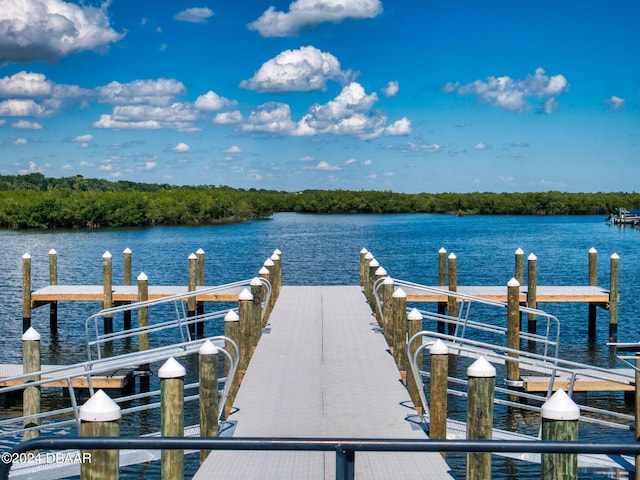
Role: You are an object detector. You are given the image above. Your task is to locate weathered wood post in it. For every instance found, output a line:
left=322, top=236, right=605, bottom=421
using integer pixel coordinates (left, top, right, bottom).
left=515, top=248, right=524, bottom=285
left=80, top=390, right=120, bottom=480
left=447, top=253, right=458, bottom=335
left=187, top=253, right=197, bottom=339
left=359, top=248, right=369, bottom=286
left=196, top=248, right=205, bottom=325
left=507, top=278, right=521, bottom=394
left=367, top=258, right=380, bottom=309
left=391, top=287, right=407, bottom=382
left=238, top=288, right=254, bottom=381
left=381, top=276, right=394, bottom=344
left=160, top=357, right=185, bottom=480
left=22, top=327, right=40, bottom=443
left=48, top=249, right=58, bottom=334
left=588, top=247, right=598, bottom=336
left=137, top=272, right=150, bottom=392
left=437, top=247, right=447, bottom=333
left=258, top=266, right=272, bottom=325
left=123, top=248, right=132, bottom=331
left=406, top=308, right=423, bottom=413
left=263, top=258, right=276, bottom=317
left=250, top=277, right=263, bottom=349
left=224, top=309, right=240, bottom=415
left=467, top=357, right=495, bottom=480
left=527, top=253, right=538, bottom=335
left=22, top=253, right=31, bottom=333
left=102, top=251, right=113, bottom=334
left=430, top=339, right=449, bottom=457
left=199, top=339, right=219, bottom=463
left=362, top=251, right=373, bottom=293
left=541, top=389, right=579, bottom=480
left=373, top=266, right=387, bottom=325
left=609, top=253, right=620, bottom=341
left=271, top=251, right=282, bottom=302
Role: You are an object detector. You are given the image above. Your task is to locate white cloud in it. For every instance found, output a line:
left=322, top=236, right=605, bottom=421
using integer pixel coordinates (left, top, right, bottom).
left=384, top=117, right=411, bottom=136
left=0, top=99, right=47, bottom=117
left=445, top=67, right=569, bottom=113
left=299, top=155, right=315, bottom=162
left=474, top=142, right=491, bottom=150
left=249, top=0, right=382, bottom=37
left=243, top=102, right=296, bottom=134
left=73, top=134, right=93, bottom=143
left=225, top=145, right=242, bottom=154
left=97, top=78, right=186, bottom=105
left=240, top=46, right=355, bottom=93
left=381, top=80, right=399, bottom=97
left=13, top=137, right=28, bottom=146
left=94, top=103, right=201, bottom=131
left=12, top=120, right=43, bottom=129
left=173, top=142, right=190, bottom=152
left=605, top=96, right=625, bottom=109
left=308, top=161, right=341, bottom=171
left=194, top=90, right=237, bottom=111
left=345, top=158, right=357, bottom=166
left=174, top=7, right=214, bottom=23
left=0, top=71, right=52, bottom=97
left=0, top=0, right=123, bottom=65
left=213, top=110, right=243, bottom=125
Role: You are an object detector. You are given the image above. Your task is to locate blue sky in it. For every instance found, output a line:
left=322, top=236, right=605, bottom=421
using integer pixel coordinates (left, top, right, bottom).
left=0, top=0, right=637, bottom=193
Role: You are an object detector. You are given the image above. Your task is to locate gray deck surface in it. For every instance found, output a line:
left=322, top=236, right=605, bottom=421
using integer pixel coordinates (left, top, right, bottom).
left=194, top=285, right=454, bottom=479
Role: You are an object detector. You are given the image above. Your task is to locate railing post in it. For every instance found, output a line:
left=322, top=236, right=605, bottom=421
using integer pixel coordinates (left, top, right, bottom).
left=137, top=272, right=150, bottom=392
left=609, top=253, right=620, bottom=341
left=160, top=357, right=185, bottom=480
left=359, top=248, right=369, bottom=287
left=467, top=357, right=495, bottom=480
left=381, top=276, right=394, bottom=345
left=447, top=253, right=457, bottom=335
left=515, top=247, right=524, bottom=285
left=48, top=249, right=58, bottom=334
left=79, top=390, right=120, bottom=480
left=430, top=339, right=449, bottom=457
left=188, top=253, right=197, bottom=338
left=199, top=340, right=219, bottom=463
left=507, top=278, right=521, bottom=391
left=238, top=288, right=254, bottom=380
left=102, top=251, right=113, bottom=335
left=123, top=248, right=132, bottom=331
left=373, top=266, right=387, bottom=325
left=406, top=308, right=423, bottom=413
left=437, top=247, right=447, bottom=333
left=541, top=389, right=579, bottom=480
left=22, top=327, right=40, bottom=445
left=224, top=309, right=240, bottom=415
left=391, top=287, right=407, bottom=382
left=527, top=253, right=538, bottom=334
left=22, top=253, right=31, bottom=333
left=335, top=446, right=355, bottom=480
left=588, top=247, right=598, bottom=337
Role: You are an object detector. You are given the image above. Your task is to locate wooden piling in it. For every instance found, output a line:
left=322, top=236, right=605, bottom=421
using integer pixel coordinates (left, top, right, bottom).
left=588, top=247, right=598, bottom=336
left=196, top=248, right=205, bottom=322
left=123, top=248, right=132, bottom=331
left=188, top=253, right=197, bottom=338
left=359, top=248, right=369, bottom=286
left=429, top=339, right=449, bottom=457
left=437, top=248, right=447, bottom=332
left=80, top=390, right=121, bottom=480
left=391, top=287, right=407, bottom=381
left=373, top=266, right=387, bottom=325
left=250, top=277, right=264, bottom=349
left=447, top=253, right=457, bottom=335
left=198, top=340, right=219, bottom=463
left=515, top=248, right=524, bottom=285
left=466, top=357, right=495, bottom=480
left=22, top=253, right=31, bottom=333
left=362, top=252, right=373, bottom=292
left=406, top=308, right=423, bottom=413
left=258, top=266, right=272, bottom=324
left=102, top=251, right=113, bottom=334
left=271, top=251, right=282, bottom=301
left=238, top=288, right=254, bottom=378
left=159, top=357, right=185, bottom=480
left=22, top=327, right=41, bottom=444
left=137, top=272, right=150, bottom=392
left=541, top=389, right=579, bottom=480
left=507, top=278, right=521, bottom=390
left=381, top=276, right=394, bottom=344
left=224, top=309, right=240, bottom=414
left=527, top=253, right=538, bottom=334
left=609, top=253, right=619, bottom=341
left=48, top=249, right=58, bottom=334
left=264, top=258, right=276, bottom=317
left=367, top=258, right=380, bottom=308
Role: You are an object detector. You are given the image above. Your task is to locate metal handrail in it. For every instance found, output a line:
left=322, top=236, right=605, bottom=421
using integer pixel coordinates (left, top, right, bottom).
left=2, top=436, right=639, bottom=480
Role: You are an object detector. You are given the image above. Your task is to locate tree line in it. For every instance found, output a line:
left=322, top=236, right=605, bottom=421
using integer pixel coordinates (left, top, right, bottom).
left=0, top=173, right=637, bottom=229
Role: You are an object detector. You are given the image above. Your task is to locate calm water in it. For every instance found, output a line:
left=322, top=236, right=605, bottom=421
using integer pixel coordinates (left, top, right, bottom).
left=1, top=213, right=639, bottom=478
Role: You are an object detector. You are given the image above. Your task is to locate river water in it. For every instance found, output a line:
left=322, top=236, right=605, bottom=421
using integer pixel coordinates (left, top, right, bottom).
left=1, top=213, right=638, bottom=478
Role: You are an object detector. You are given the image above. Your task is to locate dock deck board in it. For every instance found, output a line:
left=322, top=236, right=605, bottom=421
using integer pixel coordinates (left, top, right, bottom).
left=0, top=364, right=132, bottom=389
left=402, top=285, right=609, bottom=303
left=194, top=286, right=454, bottom=479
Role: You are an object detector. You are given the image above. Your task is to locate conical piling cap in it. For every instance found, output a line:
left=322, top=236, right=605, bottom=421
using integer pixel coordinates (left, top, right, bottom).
left=541, top=389, right=580, bottom=420
left=79, top=390, right=121, bottom=422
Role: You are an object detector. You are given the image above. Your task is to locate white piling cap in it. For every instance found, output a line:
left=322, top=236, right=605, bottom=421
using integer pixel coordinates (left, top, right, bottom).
left=49, top=249, right=57, bottom=255
left=507, top=277, right=520, bottom=287
left=383, top=276, right=394, bottom=285
left=137, top=272, right=148, bottom=281
left=103, top=251, right=112, bottom=259
left=430, top=339, right=449, bottom=355
left=123, top=248, right=132, bottom=254
left=364, top=252, right=374, bottom=260
left=360, top=248, right=369, bottom=254
left=375, top=266, right=387, bottom=276
left=22, top=253, right=31, bottom=259
left=273, top=248, right=282, bottom=255
left=438, top=247, right=447, bottom=254
left=199, top=339, right=219, bottom=355
left=541, top=389, right=580, bottom=420
left=392, top=287, right=407, bottom=298
left=158, top=357, right=186, bottom=379
left=250, top=277, right=262, bottom=286
left=528, top=253, right=537, bottom=261
left=259, top=266, right=270, bottom=275
left=225, top=309, right=239, bottom=322
left=196, top=248, right=205, bottom=255
left=369, top=259, right=380, bottom=268
left=239, top=288, right=253, bottom=301
left=79, top=390, right=121, bottom=422
left=448, top=253, right=457, bottom=260
left=22, top=327, right=41, bottom=341
left=589, top=247, right=597, bottom=254
left=264, top=258, right=275, bottom=267
left=271, top=253, right=280, bottom=261
left=188, top=253, right=197, bottom=260
left=467, top=357, right=496, bottom=378
left=515, top=248, right=524, bottom=255
left=407, top=308, right=422, bottom=321
left=611, top=253, right=619, bottom=259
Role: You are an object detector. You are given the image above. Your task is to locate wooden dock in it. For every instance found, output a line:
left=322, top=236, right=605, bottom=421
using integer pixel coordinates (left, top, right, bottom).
left=0, top=364, right=132, bottom=390
left=194, top=286, right=454, bottom=479
left=522, top=368, right=635, bottom=393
